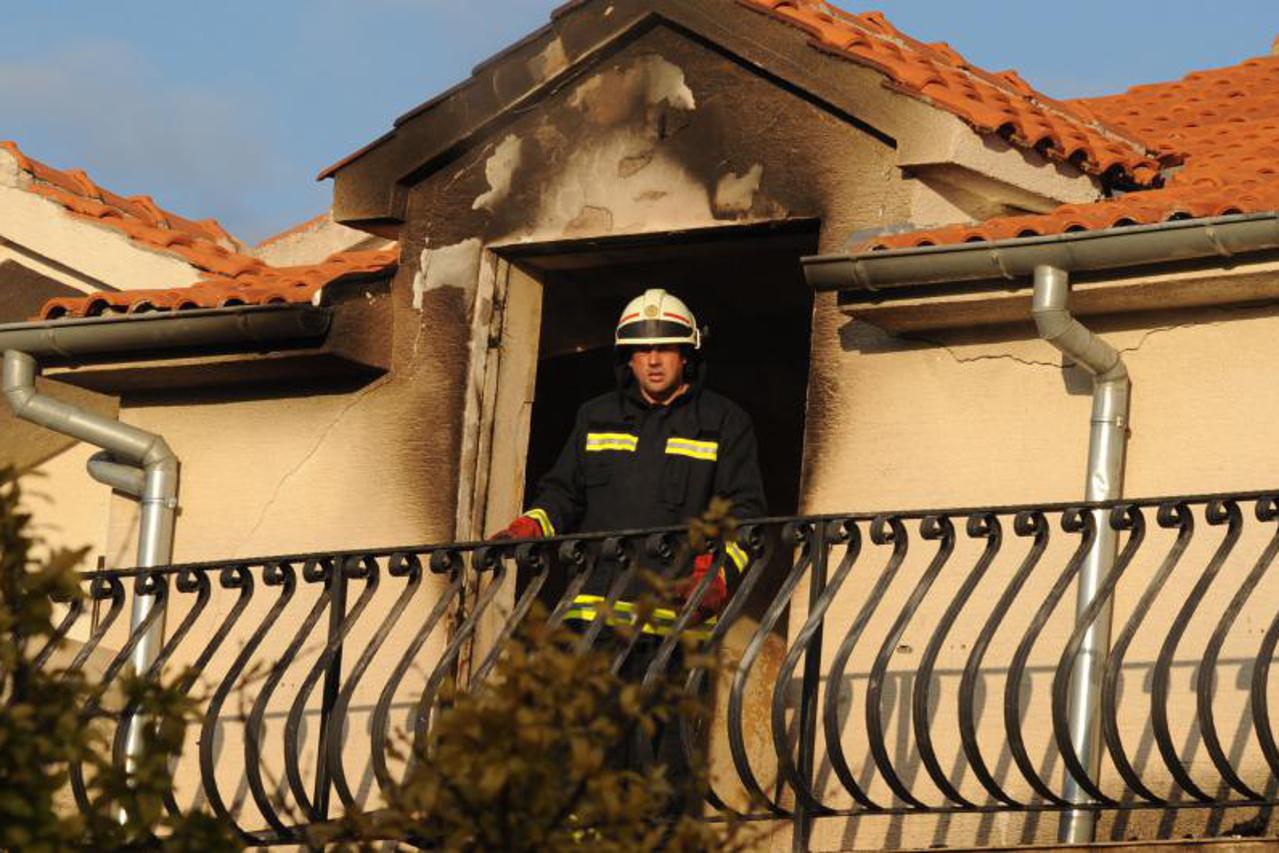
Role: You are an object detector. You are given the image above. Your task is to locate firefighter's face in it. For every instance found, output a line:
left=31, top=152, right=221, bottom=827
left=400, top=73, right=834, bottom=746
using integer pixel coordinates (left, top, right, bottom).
left=629, top=344, right=687, bottom=402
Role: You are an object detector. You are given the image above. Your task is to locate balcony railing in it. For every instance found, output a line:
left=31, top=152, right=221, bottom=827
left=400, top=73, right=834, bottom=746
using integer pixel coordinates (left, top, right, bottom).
left=41, top=488, right=1279, bottom=846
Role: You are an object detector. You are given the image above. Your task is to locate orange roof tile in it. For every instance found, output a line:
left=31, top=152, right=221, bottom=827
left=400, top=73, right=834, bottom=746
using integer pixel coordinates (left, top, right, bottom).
left=0, top=140, right=272, bottom=278
left=860, top=53, right=1279, bottom=251
left=37, top=247, right=399, bottom=321
left=736, top=0, right=1163, bottom=186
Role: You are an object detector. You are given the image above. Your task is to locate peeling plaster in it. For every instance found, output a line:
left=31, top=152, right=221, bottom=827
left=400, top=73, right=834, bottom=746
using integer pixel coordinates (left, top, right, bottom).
left=568, top=54, right=695, bottom=127
left=528, top=37, right=568, bottom=83
left=714, top=164, right=764, bottom=218
left=413, top=238, right=483, bottom=310
left=532, top=135, right=712, bottom=237
left=472, top=135, right=524, bottom=212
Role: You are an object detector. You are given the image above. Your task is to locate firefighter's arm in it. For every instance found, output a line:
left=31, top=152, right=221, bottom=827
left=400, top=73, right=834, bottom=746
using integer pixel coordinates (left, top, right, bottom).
left=493, top=411, right=587, bottom=539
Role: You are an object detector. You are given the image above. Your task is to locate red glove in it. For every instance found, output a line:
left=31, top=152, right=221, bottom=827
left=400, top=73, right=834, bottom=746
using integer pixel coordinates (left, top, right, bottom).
left=678, top=553, right=728, bottom=620
left=490, top=515, right=543, bottom=541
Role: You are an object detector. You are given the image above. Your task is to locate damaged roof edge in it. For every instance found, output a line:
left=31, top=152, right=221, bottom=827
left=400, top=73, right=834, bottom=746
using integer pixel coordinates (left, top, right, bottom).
left=0, top=304, right=332, bottom=365
left=803, top=211, right=1279, bottom=299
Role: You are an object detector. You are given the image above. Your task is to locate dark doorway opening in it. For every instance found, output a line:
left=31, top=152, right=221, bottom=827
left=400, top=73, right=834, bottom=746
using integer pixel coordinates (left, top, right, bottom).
left=499, top=218, right=818, bottom=605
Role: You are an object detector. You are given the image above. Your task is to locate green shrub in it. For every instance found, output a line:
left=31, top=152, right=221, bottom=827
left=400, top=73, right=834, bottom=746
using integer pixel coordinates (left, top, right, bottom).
left=0, top=472, right=237, bottom=851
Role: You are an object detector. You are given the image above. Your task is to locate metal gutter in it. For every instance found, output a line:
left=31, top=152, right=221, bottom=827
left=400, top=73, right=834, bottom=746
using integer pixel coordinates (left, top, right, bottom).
left=802, top=211, right=1279, bottom=296
left=0, top=304, right=332, bottom=365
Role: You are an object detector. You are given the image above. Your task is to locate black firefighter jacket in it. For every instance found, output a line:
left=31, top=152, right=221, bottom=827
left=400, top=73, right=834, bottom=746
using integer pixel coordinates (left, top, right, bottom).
left=523, top=369, right=767, bottom=603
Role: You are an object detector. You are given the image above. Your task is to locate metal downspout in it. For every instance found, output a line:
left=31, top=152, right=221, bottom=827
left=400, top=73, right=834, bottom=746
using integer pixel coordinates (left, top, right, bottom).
left=1031, top=266, right=1129, bottom=843
left=2, top=349, right=178, bottom=773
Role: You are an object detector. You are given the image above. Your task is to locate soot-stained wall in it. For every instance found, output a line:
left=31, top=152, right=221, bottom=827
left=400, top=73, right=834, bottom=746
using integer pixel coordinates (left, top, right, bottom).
left=394, top=23, right=905, bottom=539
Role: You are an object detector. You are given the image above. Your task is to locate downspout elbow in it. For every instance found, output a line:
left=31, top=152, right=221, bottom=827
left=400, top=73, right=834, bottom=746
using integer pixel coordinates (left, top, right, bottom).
left=1031, top=267, right=1127, bottom=381
left=2, top=350, right=37, bottom=416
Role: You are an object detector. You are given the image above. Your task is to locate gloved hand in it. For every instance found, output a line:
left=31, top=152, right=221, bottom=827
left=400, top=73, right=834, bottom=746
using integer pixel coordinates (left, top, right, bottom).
left=490, top=515, right=543, bottom=541
left=677, top=553, right=728, bottom=621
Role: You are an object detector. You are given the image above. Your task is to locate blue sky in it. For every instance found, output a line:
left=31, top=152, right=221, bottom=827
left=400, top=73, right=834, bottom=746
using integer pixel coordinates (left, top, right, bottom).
left=1, top=1, right=1274, bottom=244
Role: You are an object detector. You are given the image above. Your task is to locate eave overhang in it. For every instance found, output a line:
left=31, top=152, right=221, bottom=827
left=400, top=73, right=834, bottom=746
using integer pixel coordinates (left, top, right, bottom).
left=803, top=212, right=1279, bottom=332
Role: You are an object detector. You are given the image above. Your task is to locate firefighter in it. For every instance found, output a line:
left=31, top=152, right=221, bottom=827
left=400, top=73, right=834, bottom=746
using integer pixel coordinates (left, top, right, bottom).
left=492, top=287, right=767, bottom=629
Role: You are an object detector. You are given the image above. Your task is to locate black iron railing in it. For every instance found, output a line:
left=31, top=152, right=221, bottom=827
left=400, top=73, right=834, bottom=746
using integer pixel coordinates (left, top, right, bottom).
left=43, top=489, right=1279, bottom=846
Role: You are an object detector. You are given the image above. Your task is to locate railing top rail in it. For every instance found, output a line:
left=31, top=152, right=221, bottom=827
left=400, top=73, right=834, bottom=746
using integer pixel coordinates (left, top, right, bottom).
left=80, top=485, right=1279, bottom=579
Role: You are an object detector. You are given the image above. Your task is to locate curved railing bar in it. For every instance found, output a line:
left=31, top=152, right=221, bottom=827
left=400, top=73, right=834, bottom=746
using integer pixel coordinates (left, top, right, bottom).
left=1253, top=609, right=1279, bottom=779
left=958, top=510, right=1048, bottom=809
left=369, top=553, right=462, bottom=798
left=1197, top=500, right=1273, bottom=799
left=65, top=574, right=126, bottom=677
left=243, top=558, right=331, bottom=838
left=33, top=590, right=84, bottom=669
left=1150, top=499, right=1240, bottom=803
left=866, top=515, right=953, bottom=809
left=824, top=515, right=908, bottom=811
left=471, top=543, right=550, bottom=686
left=545, top=540, right=594, bottom=631
left=1003, top=508, right=1094, bottom=805
left=70, top=573, right=167, bottom=816
left=680, top=526, right=775, bottom=814
left=197, top=564, right=286, bottom=841
left=1249, top=497, right=1279, bottom=780
left=284, top=555, right=380, bottom=820
left=569, top=538, right=636, bottom=656
left=727, top=522, right=814, bottom=818
left=49, top=576, right=121, bottom=816
left=156, top=566, right=254, bottom=819
left=111, top=567, right=211, bottom=779
left=1051, top=505, right=1145, bottom=807
left=407, top=547, right=508, bottom=770
left=617, top=533, right=691, bottom=677
left=328, top=553, right=423, bottom=810
left=1099, top=502, right=1193, bottom=804
left=639, top=551, right=727, bottom=690
left=914, top=512, right=1002, bottom=808
left=768, top=519, right=860, bottom=813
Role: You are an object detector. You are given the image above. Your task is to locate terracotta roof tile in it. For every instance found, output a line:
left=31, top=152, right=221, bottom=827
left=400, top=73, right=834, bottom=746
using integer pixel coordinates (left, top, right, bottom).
left=37, top=247, right=399, bottom=321
left=736, top=0, right=1164, bottom=185
left=859, top=52, right=1279, bottom=251
left=0, top=140, right=264, bottom=276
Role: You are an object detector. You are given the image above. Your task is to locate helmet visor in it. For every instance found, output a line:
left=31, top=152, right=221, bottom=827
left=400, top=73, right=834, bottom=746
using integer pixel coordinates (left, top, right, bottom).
left=616, top=318, right=694, bottom=343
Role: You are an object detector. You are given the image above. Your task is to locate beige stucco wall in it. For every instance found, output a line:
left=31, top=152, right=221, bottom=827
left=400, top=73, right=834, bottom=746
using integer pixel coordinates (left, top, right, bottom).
left=249, top=213, right=391, bottom=267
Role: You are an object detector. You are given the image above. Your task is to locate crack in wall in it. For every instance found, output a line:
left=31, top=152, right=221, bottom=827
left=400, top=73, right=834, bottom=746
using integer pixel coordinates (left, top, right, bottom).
left=233, top=376, right=391, bottom=554
left=898, top=300, right=1279, bottom=371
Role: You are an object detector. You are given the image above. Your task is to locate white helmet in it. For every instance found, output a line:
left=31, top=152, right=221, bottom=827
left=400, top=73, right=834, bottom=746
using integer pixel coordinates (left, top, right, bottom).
left=614, top=288, right=701, bottom=350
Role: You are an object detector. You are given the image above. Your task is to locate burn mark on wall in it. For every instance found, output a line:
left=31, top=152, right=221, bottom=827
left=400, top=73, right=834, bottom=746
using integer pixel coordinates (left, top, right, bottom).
left=567, top=54, right=696, bottom=126
left=714, top=164, right=765, bottom=218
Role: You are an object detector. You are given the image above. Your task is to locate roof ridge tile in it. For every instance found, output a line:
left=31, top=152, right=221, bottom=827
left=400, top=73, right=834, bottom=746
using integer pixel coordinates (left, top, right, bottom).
left=736, top=0, right=1165, bottom=184
left=36, top=246, right=401, bottom=321
left=0, top=139, right=253, bottom=271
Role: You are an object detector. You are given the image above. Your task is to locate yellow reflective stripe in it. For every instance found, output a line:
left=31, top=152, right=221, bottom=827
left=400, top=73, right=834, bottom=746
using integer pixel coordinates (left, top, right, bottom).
left=585, top=432, right=638, bottom=452
left=524, top=508, right=555, bottom=537
left=725, top=541, right=749, bottom=570
left=665, top=437, right=718, bottom=461
left=565, top=595, right=715, bottom=639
